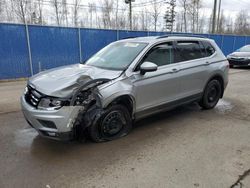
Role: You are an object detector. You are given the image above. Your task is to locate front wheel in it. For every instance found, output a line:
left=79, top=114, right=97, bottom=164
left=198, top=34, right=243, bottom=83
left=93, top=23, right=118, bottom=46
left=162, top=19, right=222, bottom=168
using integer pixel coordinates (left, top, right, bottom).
left=88, top=105, right=132, bottom=142
left=199, top=80, right=222, bottom=110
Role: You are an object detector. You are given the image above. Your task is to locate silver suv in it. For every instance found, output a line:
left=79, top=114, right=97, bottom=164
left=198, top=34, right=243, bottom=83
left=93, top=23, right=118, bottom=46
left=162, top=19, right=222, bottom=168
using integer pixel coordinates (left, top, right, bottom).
left=21, top=36, right=229, bottom=142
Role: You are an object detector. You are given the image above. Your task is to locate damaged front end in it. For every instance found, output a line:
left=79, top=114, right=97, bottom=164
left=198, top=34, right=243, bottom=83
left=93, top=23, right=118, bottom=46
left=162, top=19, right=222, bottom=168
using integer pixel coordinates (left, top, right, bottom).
left=22, top=63, right=124, bottom=141
left=22, top=77, right=112, bottom=141
left=69, top=79, right=111, bottom=141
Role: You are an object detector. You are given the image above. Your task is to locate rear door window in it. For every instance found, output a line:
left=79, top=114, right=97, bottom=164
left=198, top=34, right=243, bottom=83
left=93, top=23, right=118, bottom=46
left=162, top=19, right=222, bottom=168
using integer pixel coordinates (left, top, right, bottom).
left=175, top=41, right=203, bottom=62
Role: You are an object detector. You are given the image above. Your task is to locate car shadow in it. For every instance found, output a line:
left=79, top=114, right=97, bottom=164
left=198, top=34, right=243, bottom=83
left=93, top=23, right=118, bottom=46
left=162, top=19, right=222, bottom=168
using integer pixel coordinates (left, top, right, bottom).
left=30, top=102, right=203, bottom=158
left=28, top=101, right=227, bottom=176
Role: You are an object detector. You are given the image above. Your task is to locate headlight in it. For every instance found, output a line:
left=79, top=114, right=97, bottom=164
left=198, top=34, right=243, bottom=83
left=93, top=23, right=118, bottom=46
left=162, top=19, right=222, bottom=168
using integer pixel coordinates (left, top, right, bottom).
left=38, top=98, right=69, bottom=111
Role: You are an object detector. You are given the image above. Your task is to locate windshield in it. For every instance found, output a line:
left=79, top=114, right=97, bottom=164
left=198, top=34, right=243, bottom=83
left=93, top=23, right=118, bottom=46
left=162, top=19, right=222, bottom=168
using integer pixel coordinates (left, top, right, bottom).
left=237, top=45, right=250, bottom=52
left=85, top=42, right=148, bottom=70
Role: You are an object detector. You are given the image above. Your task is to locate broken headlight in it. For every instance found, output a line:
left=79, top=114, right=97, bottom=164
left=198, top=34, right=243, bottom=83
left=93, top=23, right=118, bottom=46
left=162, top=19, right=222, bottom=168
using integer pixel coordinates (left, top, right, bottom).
left=38, top=97, right=69, bottom=111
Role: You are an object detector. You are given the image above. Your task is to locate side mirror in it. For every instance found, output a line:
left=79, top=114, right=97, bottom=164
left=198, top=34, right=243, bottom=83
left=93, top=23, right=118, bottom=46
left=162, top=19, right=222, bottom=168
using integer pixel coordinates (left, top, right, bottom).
left=140, top=62, right=158, bottom=75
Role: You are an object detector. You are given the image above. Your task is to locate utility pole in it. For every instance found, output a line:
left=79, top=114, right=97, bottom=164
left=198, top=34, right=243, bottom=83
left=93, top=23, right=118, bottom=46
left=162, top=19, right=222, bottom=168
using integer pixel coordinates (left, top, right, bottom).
left=125, top=0, right=135, bottom=30
left=212, top=0, right=217, bottom=33
left=216, top=0, right=222, bottom=32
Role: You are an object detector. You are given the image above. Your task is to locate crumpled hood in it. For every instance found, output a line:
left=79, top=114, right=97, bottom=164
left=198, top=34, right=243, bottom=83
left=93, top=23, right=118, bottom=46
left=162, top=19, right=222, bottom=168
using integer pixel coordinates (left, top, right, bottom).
left=28, top=64, right=122, bottom=97
left=229, top=52, right=250, bottom=58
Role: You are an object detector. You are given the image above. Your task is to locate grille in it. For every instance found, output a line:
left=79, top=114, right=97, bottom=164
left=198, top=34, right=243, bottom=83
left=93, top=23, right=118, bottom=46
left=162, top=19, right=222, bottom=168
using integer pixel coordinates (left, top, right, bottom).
left=229, top=59, right=250, bottom=65
left=230, top=57, right=245, bottom=61
left=25, top=86, right=42, bottom=108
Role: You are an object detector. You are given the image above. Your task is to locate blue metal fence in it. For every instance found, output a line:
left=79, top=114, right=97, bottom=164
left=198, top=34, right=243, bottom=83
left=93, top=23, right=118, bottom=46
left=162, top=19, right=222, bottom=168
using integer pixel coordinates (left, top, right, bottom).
left=81, top=28, right=117, bottom=61
left=28, top=25, right=80, bottom=74
left=0, top=23, right=250, bottom=80
left=0, top=24, right=30, bottom=79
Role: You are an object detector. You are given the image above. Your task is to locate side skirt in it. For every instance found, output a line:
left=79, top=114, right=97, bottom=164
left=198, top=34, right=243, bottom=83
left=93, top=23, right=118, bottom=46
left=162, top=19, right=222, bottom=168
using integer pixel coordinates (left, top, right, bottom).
left=135, top=93, right=203, bottom=121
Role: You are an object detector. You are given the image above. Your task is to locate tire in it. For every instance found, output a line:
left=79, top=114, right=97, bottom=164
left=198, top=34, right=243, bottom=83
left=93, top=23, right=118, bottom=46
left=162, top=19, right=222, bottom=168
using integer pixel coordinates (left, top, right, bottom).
left=199, top=79, right=222, bottom=110
left=88, top=104, right=132, bottom=142
left=229, top=64, right=234, bottom=68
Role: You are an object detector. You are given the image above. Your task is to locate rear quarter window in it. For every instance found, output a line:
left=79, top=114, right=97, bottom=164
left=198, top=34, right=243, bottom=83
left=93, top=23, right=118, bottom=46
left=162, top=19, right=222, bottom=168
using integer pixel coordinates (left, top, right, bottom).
left=175, top=41, right=203, bottom=62
left=201, top=41, right=216, bottom=57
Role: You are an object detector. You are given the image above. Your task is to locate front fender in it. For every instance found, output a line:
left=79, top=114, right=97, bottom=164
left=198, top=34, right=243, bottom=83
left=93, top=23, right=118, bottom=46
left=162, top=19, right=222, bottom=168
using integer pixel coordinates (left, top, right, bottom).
left=98, top=78, right=136, bottom=111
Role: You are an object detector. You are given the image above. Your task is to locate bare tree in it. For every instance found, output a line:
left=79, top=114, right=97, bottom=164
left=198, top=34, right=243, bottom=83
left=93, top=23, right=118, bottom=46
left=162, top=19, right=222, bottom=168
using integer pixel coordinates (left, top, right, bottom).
left=62, top=0, right=68, bottom=26
left=0, top=0, right=3, bottom=18
left=179, top=0, right=188, bottom=32
left=216, top=10, right=226, bottom=34
left=117, top=10, right=126, bottom=29
left=175, top=12, right=183, bottom=32
left=208, top=12, right=213, bottom=33
left=151, top=0, right=162, bottom=31
left=140, top=10, right=146, bottom=30
left=12, top=0, right=31, bottom=23
left=101, top=0, right=114, bottom=29
left=176, top=0, right=204, bottom=33
left=187, top=0, right=202, bottom=33
left=37, top=0, right=44, bottom=24
left=197, top=14, right=205, bottom=33
left=164, top=0, right=176, bottom=32
left=89, top=3, right=96, bottom=28
left=115, top=0, right=119, bottom=29
left=30, top=0, right=44, bottom=24
left=234, top=10, right=250, bottom=35
left=93, top=4, right=98, bottom=28
left=114, top=0, right=127, bottom=29
left=72, top=0, right=80, bottom=27
left=195, top=0, right=202, bottom=32
left=224, top=16, right=233, bottom=34
left=3, top=0, right=249, bottom=35
left=51, top=0, right=62, bottom=26
left=4, top=0, right=14, bottom=22
left=132, top=14, right=139, bottom=30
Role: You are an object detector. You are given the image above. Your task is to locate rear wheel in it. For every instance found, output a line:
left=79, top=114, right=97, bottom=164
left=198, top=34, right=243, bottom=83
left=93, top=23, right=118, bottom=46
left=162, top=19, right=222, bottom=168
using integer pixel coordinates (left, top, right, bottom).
left=88, top=105, right=132, bottom=142
left=199, top=79, right=222, bottom=110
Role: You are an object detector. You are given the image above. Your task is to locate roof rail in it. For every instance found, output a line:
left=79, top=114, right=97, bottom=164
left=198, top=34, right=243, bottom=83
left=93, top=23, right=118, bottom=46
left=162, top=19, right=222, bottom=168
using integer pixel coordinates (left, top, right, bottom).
left=121, top=36, right=138, bottom=40
left=157, top=34, right=208, bottom=39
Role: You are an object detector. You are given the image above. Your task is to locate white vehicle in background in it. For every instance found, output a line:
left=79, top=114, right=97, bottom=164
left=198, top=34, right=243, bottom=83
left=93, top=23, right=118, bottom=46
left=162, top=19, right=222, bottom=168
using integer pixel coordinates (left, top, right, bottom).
left=227, top=45, right=250, bottom=68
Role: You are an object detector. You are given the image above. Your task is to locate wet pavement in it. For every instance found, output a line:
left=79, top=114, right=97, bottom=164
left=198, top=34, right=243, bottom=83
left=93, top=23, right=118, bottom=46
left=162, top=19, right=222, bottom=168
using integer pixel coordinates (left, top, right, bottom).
left=0, top=68, right=250, bottom=188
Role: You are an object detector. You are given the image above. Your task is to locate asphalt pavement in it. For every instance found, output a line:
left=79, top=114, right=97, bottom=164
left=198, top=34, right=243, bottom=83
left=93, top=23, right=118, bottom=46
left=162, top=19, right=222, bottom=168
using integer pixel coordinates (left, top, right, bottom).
left=0, top=68, right=250, bottom=188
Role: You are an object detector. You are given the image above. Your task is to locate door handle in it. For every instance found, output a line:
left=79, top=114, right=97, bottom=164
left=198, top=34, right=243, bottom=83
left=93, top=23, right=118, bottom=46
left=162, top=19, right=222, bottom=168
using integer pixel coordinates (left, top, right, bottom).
left=204, top=61, right=210, bottom=66
left=171, top=68, right=179, bottom=73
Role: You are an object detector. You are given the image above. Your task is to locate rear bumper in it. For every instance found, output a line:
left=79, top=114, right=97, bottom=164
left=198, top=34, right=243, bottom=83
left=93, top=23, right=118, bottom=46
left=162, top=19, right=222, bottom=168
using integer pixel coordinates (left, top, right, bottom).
left=228, top=59, right=250, bottom=66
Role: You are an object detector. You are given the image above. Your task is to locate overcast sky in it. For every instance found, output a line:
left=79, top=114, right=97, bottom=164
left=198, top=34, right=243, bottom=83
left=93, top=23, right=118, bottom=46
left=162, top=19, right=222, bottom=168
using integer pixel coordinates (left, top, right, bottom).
left=67, top=0, right=249, bottom=31
left=203, top=0, right=250, bottom=17
left=203, top=0, right=250, bottom=12
left=78, top=0, right=250, bottom=22
left=82, top=0, right=250, bottom=14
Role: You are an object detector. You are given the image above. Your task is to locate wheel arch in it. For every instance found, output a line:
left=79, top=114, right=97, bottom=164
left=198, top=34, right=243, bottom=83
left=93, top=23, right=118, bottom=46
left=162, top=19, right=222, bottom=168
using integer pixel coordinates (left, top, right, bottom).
left=204, top=74, right=225, bottom=98
left=104, top=94, right=136, bottom=119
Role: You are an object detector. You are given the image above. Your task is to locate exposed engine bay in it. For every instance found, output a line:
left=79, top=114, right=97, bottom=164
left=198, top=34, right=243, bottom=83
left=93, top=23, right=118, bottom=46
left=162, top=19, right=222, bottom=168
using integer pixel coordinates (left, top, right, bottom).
left=70, top=79, right=111, bottom=141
